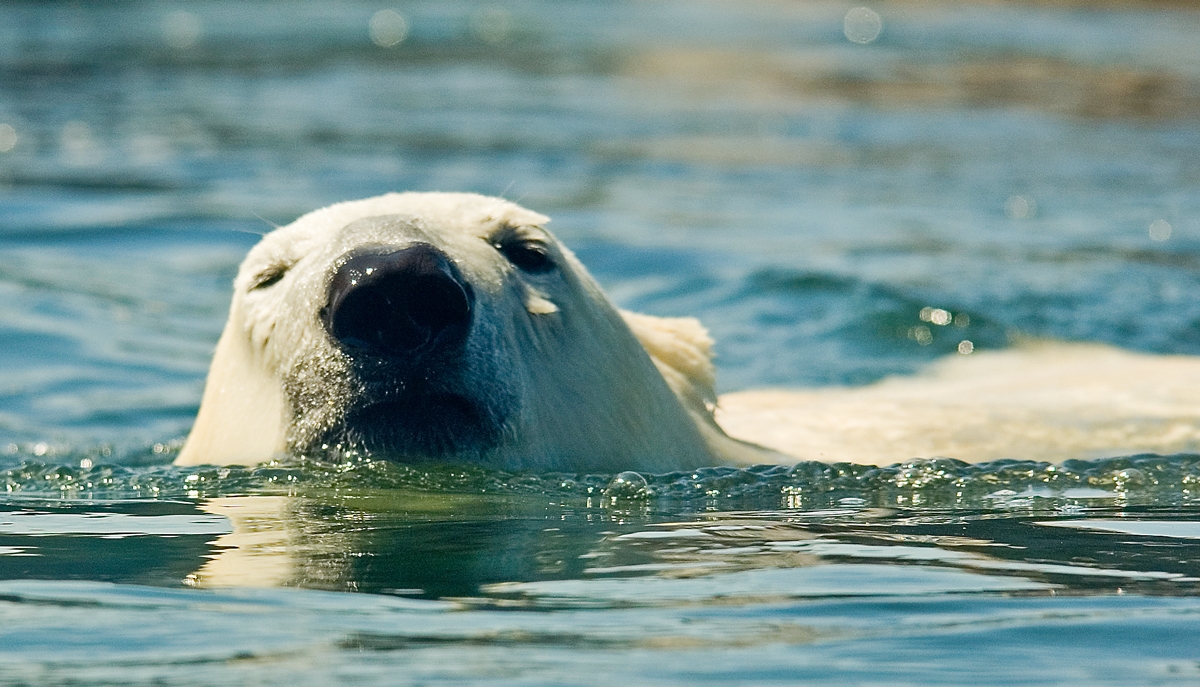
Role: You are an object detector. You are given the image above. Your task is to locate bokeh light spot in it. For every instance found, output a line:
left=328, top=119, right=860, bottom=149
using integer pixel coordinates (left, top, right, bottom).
left=1005, top=195, right=1036, bottom=219
left=61, top=121, right=101, bottom=165
left=471, top=8, right=514, bottom=45
left=0, top=124, right=16, bottom=153
left=919, top=307, right=953, bottom=326
left=1149, top=219, right=1172, bottom=242
left=369, top=9, right=409, bottom=48
left=844, top=7, right=882, bottom=44
left=908, top=325, right=933, bottom=346
left=162, top=11, right=202, bottom=50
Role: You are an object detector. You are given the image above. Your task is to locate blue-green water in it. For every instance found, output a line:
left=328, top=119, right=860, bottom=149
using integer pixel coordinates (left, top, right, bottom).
left=3, top=0, right=1200, bottom=684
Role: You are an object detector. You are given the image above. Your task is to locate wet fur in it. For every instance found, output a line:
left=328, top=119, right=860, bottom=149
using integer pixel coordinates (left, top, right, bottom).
left=176, top=193, right=773, bottom=470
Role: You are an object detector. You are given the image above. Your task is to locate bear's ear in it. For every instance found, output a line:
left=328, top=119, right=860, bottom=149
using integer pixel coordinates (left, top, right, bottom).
left=620, top=310, right=717, bottom=420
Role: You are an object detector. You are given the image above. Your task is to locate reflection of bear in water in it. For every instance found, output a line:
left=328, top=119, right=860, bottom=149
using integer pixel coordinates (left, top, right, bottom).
left=176, top=192, right=773, bottom=471
left=177, top=192, right=1200, bottom=470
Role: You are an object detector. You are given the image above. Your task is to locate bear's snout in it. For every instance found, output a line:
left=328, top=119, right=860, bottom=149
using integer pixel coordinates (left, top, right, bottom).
left=321, top=243, right=474, bottom=359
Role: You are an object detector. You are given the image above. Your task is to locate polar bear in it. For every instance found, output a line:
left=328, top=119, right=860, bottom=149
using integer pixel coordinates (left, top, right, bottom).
left=175, top=192, right=778, bottom=471
left=177, top=192, right=1200, bottom=470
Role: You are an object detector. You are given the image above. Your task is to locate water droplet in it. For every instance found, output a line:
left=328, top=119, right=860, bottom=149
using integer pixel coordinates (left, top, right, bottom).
left=369, top=9, right=409, bottom=48
left=957, top=339, right=974, bottom=355
left=1149, top=219, right=1172, bottom=242
left=843, top=7, right=882, bottom=44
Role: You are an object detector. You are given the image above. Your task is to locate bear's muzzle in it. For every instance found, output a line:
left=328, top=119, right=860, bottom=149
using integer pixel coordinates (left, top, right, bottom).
left=321, top=243, right=474, bottom=360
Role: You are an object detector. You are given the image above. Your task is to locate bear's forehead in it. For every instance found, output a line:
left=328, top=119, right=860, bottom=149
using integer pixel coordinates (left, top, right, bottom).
left=304, top=193, right=545, bottom=237
left=239, top=193, right=558, bottom=293
left=266, top=192, right=549, bottom=257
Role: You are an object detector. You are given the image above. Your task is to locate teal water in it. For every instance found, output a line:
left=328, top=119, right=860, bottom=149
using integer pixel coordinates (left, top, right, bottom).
left=3, top=0, right=1200, bottom=684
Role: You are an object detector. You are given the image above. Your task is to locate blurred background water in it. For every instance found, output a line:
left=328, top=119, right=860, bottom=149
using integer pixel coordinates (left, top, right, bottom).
left=3, top=0, right=1200, bottom=684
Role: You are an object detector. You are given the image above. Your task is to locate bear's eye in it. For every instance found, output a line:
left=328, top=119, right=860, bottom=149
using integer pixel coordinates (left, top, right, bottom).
left=250, top=264, right=289, bottom=290
left=493, top=238, right=555, bottom=274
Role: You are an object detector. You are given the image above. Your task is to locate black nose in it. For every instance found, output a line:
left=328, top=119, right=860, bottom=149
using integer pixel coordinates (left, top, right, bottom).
left=322, top=243, right=474, bottom=358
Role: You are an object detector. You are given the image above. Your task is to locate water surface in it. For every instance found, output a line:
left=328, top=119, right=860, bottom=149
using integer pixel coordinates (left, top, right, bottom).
left=3, top=0, right=1200, bottom=684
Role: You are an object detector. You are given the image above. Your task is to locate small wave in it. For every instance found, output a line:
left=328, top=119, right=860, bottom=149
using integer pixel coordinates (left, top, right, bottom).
left=4, top=448, right=1200, bottom=511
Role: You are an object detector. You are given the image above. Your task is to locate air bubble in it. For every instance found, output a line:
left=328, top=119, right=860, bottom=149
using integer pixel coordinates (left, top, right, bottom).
left=604, top=471, right=650, bottom=501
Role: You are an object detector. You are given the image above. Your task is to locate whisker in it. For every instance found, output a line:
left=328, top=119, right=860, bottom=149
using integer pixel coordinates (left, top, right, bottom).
left=226, top=225, right=272, bottom=236
left=251, top=211, right=282, bottom=231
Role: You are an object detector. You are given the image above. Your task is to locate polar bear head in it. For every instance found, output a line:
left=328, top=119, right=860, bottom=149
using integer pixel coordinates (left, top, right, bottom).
left=176, top=192, right=769, bottom=472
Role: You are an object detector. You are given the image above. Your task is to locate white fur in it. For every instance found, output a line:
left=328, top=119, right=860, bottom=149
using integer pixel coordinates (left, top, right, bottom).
left=176, top=192, right=776, bottom=470
left=717, top=341, right=1200, bottom=465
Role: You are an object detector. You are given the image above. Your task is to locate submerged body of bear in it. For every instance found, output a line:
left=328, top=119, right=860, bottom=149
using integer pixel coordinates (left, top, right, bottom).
left=176, top=193, right=1200, bottom=469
